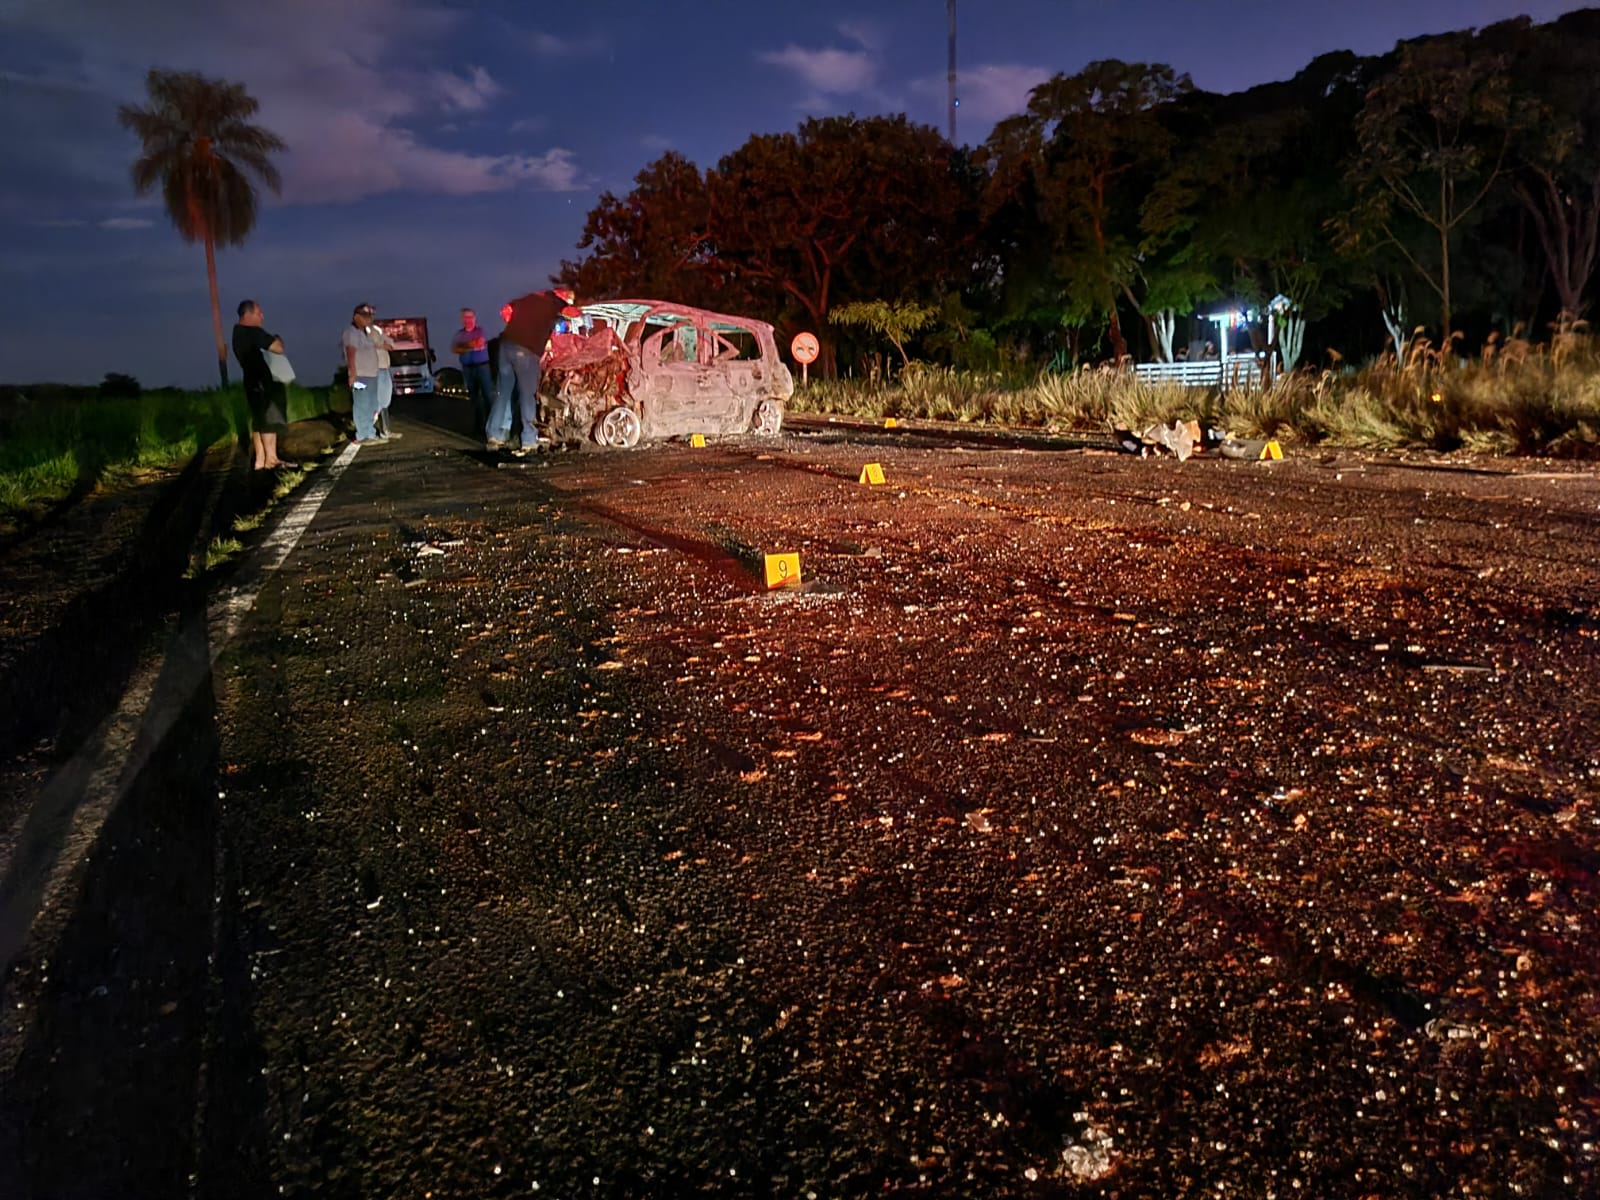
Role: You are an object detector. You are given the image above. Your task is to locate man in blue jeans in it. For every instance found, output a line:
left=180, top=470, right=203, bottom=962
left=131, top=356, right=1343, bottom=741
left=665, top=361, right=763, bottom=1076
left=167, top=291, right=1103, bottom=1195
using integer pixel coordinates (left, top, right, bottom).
left=486, top=286, right=580, bottom=455
left=342, top=303, right=385, bottom=444
left=452, top=307, right=493, bottom=432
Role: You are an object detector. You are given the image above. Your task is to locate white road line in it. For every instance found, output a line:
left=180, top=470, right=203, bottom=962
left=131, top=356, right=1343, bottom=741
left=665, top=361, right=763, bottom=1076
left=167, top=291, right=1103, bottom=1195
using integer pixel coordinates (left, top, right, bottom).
left=0, top=441, right=360, bottom=1064
left=205, top=440, right=360, bottom=653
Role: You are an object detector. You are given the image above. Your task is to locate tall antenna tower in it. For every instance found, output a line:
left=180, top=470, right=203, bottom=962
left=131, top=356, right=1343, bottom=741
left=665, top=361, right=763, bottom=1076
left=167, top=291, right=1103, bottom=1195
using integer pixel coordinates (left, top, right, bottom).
left=947, top=0, right=957, bottom=143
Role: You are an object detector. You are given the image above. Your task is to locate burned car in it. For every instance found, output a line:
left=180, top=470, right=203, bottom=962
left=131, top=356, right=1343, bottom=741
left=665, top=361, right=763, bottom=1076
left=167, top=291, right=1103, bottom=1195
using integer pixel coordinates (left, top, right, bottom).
left=540, top=300, right=793, bottom=448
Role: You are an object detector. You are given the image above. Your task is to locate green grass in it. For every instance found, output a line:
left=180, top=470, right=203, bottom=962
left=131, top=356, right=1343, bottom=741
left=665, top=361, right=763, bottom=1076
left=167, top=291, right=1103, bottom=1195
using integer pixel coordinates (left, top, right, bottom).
left=0, top=383, right=333, bottom=520
left=203, top=536, right=243, bottom=570
left=271, top=465, right=309, bottom=501
left=792, top=351, right=1600, bottom=457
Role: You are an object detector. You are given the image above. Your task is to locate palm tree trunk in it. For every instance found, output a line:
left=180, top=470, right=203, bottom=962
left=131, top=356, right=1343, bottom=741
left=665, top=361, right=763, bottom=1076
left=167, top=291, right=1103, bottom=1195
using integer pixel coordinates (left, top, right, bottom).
left=205, top=233, right=229, bottom=387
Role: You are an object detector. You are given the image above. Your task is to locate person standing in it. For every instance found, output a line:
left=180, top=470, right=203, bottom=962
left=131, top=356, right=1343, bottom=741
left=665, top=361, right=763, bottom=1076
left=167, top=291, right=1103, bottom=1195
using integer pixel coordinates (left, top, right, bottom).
left=343, top=303, right=385, bottom=445
left=232, top=299, right=292, bottom=470
left=487, top=303, right=520, bottom=421
left=452, top=308, right=494, bottom=432
left=362, top=304, right=403, bottom=439
left=487, top=287, right=578, bottom=454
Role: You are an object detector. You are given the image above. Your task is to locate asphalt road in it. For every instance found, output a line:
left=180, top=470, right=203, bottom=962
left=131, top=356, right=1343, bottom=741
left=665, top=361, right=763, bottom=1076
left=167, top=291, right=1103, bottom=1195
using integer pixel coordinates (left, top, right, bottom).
left=3, top=397, right=1598, bottom=1198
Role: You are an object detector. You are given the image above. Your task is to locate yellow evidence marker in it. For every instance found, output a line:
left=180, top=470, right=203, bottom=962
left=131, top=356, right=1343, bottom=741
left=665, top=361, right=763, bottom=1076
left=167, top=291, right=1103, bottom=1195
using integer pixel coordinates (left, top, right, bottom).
left=1260, top=440, right=1283, bottom=460
left=884, top=417, right=899, bottom=428
left=690, top=433, right=706, bottom=447
left=764, top=552, right=801, bottom=589
left=859, top=463, right=886, bottom=485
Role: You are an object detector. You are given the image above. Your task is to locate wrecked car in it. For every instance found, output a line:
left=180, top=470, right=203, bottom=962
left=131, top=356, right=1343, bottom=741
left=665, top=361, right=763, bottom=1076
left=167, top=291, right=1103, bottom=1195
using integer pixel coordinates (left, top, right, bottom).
left=540, top=300, right=794, bottom=448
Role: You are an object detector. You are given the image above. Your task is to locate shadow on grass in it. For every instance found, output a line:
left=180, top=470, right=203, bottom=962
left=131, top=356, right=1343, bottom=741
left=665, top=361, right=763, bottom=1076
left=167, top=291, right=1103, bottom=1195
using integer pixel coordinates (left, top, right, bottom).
left=0, top=445, right=227, bottom=766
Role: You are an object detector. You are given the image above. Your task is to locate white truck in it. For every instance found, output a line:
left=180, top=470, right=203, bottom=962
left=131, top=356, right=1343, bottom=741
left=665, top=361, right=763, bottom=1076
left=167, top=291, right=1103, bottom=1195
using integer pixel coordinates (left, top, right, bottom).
left=374, top=317, right=436, bottom=395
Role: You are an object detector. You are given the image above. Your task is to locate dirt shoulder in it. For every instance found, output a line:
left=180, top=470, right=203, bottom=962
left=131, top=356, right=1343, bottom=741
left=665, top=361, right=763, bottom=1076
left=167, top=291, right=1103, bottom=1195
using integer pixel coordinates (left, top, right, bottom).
left=0, top=417, right=345, bottom=882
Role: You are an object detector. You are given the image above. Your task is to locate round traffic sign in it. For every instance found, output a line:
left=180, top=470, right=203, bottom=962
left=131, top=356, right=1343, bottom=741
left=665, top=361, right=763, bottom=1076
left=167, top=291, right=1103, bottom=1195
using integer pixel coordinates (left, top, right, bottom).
left=790, top=331, right=819, bottom=364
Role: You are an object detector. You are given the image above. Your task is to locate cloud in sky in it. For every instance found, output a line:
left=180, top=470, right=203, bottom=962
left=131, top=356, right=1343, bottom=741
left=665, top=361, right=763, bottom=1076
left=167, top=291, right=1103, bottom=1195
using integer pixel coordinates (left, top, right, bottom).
left=529, top=31, right=609, bottom=59
left=836, top=19, right=885, bottom=52
left=275, top=114, right=582, bottom=204
left=910, top=62, right=1055, bottom=127
left=99, top=217, right=154, bottom=230
left=758, top=45, right=877, bottom=95
left=429, top=66, right=504, bottom=113
left=3, top=0, right=583, bottom=207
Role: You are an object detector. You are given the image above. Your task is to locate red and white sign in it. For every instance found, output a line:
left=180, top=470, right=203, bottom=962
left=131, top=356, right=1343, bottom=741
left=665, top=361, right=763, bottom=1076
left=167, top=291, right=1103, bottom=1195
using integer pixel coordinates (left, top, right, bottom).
left=790, top=331, right=819, bottom=364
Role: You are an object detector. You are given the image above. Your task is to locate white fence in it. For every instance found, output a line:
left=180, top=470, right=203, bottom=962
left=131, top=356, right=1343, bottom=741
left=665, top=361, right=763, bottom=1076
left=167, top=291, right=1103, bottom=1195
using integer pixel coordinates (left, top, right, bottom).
left=1132, top=354, right=1273, bottom=391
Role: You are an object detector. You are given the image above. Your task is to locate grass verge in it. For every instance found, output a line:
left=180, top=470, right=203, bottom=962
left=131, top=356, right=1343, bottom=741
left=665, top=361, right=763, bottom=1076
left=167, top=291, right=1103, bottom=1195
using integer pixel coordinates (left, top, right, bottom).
left=791, top=354, right=1600, bottom=456
left=0, top=383, right=333, bottom=521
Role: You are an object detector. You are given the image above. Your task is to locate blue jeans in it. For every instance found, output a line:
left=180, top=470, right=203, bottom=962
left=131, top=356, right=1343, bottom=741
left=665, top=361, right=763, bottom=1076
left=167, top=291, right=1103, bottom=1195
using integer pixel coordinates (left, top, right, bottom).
left=351, top=376, right=380, bottom=440
left=374, top=367, right=393, bottom=434
left=488, top=341, right=541, bottom=445
left=462, top=361, right=493, bottom=430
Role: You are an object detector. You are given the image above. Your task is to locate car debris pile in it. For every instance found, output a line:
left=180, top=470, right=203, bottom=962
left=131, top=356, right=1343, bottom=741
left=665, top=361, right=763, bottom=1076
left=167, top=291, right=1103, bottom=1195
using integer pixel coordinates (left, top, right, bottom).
left=1115, top=420, right=1282, bottom=462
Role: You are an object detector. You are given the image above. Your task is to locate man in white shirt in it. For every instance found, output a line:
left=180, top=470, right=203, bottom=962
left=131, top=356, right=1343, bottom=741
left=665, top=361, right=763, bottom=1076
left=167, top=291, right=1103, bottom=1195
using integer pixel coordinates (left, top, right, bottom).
left=361, top=305, right=403, bottom=439
left=342, top=304, right=385, bottom=444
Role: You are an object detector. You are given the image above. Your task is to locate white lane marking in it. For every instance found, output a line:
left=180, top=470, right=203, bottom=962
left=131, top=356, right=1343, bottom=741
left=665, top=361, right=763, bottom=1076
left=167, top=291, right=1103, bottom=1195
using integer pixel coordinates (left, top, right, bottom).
left=0, top=441, right=360, bottom=1061
left=205, top=440, right=360, bottom=654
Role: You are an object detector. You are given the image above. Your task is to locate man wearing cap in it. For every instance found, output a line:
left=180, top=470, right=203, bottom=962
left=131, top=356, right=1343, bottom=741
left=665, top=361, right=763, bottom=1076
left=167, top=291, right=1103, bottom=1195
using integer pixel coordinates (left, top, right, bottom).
left=343, top=303, right=385, bottom=444
left=486, top=286, right=580, bottom=454
left=452, top=308, right=494, bottom=433
left=363, top=305, right=403, bottom=439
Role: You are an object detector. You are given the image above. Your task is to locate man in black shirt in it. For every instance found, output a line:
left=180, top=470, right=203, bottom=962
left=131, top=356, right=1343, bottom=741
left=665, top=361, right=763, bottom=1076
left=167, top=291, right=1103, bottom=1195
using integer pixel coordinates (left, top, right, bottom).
left=232, top=298, right=291, bottom=469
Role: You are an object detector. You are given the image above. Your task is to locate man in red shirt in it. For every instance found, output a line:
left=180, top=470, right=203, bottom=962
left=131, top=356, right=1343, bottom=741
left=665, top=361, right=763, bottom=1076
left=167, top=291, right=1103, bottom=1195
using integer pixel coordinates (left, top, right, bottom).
left=486, top=286, right=580, bottom=454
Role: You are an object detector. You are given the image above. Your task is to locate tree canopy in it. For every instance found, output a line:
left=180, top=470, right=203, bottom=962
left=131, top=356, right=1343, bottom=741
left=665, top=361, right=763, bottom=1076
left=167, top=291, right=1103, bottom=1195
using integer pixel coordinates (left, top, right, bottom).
left=564, top=9, right=1600, bottom=374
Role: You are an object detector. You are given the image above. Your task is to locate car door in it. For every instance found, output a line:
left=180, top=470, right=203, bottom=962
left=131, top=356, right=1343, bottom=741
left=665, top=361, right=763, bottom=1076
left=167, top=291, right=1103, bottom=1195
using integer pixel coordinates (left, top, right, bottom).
left=637, top=324, right=707, bottom=434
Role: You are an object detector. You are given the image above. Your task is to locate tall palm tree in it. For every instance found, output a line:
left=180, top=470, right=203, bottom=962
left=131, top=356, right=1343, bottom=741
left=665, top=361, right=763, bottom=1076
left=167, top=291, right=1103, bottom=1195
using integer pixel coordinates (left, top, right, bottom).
left=118, top=69, right=286, bottom=387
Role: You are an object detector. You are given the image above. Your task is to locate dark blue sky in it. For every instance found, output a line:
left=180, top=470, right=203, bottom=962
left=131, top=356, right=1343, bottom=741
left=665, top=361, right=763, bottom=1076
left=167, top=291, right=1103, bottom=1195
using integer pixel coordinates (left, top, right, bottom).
left=0, top=0, right=1588, bottom=387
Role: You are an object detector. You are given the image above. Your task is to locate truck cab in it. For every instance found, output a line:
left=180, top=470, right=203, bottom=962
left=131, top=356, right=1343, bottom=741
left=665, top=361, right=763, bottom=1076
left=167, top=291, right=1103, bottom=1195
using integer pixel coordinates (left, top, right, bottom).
left=374, top=317, right=436, bottom=396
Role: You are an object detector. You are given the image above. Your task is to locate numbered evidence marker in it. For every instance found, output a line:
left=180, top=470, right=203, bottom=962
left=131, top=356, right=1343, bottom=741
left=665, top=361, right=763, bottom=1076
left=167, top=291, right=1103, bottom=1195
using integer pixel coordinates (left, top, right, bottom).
left=763, top=552, right=801, bottom=589
left=859, top=463, right=886, bottom=485
left=690, top=433, right=706, bottom=448
left=884, top=417, right=899, bottom=428
left=1260, top=440, right=1284, bottom=460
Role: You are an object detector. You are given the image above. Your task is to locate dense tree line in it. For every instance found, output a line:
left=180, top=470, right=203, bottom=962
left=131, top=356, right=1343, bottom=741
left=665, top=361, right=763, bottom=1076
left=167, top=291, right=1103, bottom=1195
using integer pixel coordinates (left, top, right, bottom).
left=561, top=10, right=1600, bottom=376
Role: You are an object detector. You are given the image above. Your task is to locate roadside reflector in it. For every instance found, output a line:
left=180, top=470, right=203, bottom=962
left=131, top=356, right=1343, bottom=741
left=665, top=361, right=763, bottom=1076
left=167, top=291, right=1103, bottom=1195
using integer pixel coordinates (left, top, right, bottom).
left=690, top=433, right=706, bottom=447
left=1260, top=441, right=1283, bottom=460
left=884, top=417, right=899, bottom=428
left=859, top=463, right=885, bottom=485
left=764, top=552, right=801, bottom=589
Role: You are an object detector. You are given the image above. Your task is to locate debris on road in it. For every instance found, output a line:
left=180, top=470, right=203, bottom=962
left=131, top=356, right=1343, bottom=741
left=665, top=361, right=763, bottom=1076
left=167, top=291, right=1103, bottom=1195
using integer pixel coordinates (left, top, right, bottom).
left=1112, top=422, right=1287, bottom=463
left=1141, top=419, right=1201, bottom=461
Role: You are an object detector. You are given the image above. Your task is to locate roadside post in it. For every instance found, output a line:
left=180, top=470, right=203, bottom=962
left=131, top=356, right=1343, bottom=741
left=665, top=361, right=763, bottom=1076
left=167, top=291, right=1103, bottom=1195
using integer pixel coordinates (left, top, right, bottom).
left=790, top=331, right=819, bottom=386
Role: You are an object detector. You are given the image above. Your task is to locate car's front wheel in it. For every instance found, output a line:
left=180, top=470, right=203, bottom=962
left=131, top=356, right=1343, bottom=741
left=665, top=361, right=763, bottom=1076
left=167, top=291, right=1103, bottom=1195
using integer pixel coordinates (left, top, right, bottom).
left=598, top=406, right=642, bottom=448
left=752, top=398, right=783, bottom=436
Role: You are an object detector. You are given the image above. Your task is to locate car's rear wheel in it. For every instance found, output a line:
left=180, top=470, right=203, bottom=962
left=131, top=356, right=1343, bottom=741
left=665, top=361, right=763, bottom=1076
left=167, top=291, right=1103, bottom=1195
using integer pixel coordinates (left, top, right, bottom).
left=598, top=406, right=642, bottom=448
left=752, top=398, right=783, bottom=436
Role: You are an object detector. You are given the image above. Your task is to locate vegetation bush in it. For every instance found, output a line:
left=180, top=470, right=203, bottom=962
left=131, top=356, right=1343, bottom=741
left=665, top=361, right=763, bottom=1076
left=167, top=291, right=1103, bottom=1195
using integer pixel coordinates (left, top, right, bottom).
left=791, top=339, right=1600, bottom=458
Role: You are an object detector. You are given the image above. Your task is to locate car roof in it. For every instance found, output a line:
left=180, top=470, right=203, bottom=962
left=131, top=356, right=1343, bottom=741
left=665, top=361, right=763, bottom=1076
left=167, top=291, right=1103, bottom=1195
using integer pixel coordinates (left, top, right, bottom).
left=578, top=300, right=772, bottom=336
